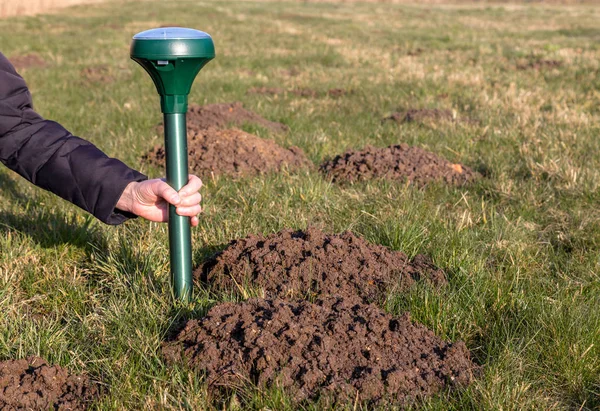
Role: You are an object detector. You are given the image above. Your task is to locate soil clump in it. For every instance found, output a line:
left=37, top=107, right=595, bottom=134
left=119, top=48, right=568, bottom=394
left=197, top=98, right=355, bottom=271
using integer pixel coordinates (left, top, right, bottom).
left=9, top=53, right=46, bottom=70
left=197, top=227, right=446, bottom=302
left=516, top=59, right=562, bottom=70
left=248, top=87, right=350, bottom=98
left=279, top=67, right=301, bottom=77
left=383, top=108, right=454, bottom=124
left=320, top=143, right=477, bottom=186
left=80, top=65, right=113, bottom=84
left=186, top=102, right=289, bottom=133
left=144, top=128, right=310, bottom=178
left=407, top=48, right=425, bottom=56
left=162, top=297, right=476, bottom=405
left=0, top=356, right=99, bottom=410
left=291, top=87, right=319, bottom=97
left=327, top=88, right=349, bottom=98
left=247, top=86, right=284, bottom=96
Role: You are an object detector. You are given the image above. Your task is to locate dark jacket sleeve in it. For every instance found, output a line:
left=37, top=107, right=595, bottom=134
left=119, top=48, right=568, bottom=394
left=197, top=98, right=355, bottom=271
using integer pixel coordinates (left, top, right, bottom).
left=0, top=52, right=147, bottom=225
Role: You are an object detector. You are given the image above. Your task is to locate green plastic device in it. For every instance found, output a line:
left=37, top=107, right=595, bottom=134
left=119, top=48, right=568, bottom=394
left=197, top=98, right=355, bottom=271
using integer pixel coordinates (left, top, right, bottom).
left=130, top=27, right=215, bottom=302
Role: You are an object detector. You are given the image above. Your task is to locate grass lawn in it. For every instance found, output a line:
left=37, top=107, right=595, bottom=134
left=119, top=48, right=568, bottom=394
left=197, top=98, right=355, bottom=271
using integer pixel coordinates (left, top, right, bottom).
left=0, top=0, right=599, bottom=409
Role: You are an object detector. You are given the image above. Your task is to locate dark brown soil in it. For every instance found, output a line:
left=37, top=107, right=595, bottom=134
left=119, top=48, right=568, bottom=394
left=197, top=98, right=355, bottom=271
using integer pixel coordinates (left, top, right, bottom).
left=383, top=108, right=454, bottom=124
left=291, top=87, right=319, bottom=97
left=162, top=297, right=476, bottom=405
left=320, top=143, right=478, bottom=186
left=326, top=88, right=349, bottom=98
left=407, top=48, right=425, bottom=56
left=0, top=357, right=98, bottom=410
left=197, top=227, right=446, bottom=302
left=516, top=59, right=562, bottom=70
left=144, top=127, right=310, bottom=178
left=9, top=53, right=46, bottom=70
left=186, top=102, right=289, bottom=133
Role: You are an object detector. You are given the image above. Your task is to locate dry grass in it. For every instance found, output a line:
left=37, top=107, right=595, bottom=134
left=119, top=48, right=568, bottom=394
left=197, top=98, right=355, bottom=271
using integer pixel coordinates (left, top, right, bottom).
left=245, top=0, right=600, bottom=4
left=0, top=0, right=108, bottom=18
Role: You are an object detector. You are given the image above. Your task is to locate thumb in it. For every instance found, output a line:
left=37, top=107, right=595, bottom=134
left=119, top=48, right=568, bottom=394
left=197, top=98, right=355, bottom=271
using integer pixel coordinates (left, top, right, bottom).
left=150, top=180, right=181, bottom=205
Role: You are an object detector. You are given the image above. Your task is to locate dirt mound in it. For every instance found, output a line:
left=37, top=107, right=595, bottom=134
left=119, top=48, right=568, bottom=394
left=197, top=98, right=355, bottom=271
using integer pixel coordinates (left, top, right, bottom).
left=248, top=87, right=350, bottom=98
left=516, top=59, right=562, bottom=70
left=247, top=86, right=284, bottom=96
left=383, top=108, right=454, bottom=124
left=248, top=86, right=318, bottom=97
left=162, top=297, right=476, bottom=405
left=407, top=48, right=425, bottom=56
left=0, top=356, right=98, bottom=410
left=197, top=227, right=445, bottom=302
left=326, top=88, right=349, bottom=98
left=186, top=102, right=288, bottom=133
left=279, top=67, right=301, bottom=77
left=9, top=53, right=46, bottom=70
left=144, top=128, right=310, bottom=178
left=320, top=143, right=477, bottom=186
left=80, top=65, right=113, bottom=84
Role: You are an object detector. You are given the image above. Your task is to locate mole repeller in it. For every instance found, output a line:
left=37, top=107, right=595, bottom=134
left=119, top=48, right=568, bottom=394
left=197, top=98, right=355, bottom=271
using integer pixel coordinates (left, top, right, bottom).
left=130, top=27, right=215, bottom=302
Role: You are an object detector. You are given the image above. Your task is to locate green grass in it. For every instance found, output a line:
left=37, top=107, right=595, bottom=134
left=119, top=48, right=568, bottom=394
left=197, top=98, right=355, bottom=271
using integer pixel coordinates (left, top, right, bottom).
left=1, top=0, right=600, bottom=409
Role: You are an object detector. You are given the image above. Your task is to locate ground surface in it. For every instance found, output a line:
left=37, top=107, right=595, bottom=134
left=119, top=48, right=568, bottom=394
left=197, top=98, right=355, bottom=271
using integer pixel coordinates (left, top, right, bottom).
left=163, top=297, right=476, bottom=406
left=320, top=143, right=478, bottom=185
left=0, top=357, right=98, bottom=410
left=145, top=102, right=310, bottom=178
left=198, top=227, right=446, bottom=302
left=184, top=102, right=290, bottom=133
left=145, top=127, right=309, bottom=179
left=0, top=0, right=599, bottom=409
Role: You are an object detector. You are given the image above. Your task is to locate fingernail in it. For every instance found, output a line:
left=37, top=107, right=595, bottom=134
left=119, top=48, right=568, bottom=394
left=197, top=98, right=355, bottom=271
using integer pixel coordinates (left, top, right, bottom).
left=171, top=194, right=180, bottom=203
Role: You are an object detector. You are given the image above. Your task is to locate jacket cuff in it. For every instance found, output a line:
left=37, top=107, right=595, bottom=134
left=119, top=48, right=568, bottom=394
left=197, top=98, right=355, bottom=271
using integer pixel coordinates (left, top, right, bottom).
left=101, top=171, right=148, bottom=225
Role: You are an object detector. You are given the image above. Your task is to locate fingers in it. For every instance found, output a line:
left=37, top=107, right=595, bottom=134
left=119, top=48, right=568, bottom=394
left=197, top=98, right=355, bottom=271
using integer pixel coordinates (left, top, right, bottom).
left=178, top=191, right=202, bottom=207
left=175, top=204, right=202, bottom=217
left=175, top=175, right=202, bottom=211
left=179, top=175, right=203, bottom=197
left=176, top=203, right=202, bottom=228
left=153, top=180, right=181, bottom=205
left=139, top=176, right=203, bottom=227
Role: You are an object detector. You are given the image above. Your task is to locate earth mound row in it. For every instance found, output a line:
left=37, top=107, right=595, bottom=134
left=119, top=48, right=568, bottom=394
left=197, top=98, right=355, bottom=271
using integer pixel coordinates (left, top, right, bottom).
left=197, top=227, right=446, bottom=302
left=144, top=128, right=310, bottom=178
left=516, top=59, right=562, bottom=70
left=383, top=108, right=454, bottom=124
left=162, top=297, right=476, bottom=405
left=0, top=356, right=99, bottom=410
left=186, top=102, right=289, bottom=133
left=320, top=143, right=478, bottom=185
left=247, top=87, right=350, bottom=98
left=8, top=53, right=47, bottom=70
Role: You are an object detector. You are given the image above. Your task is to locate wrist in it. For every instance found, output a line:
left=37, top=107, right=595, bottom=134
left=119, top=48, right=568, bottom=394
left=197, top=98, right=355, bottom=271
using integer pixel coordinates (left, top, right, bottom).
left=116, top=181, right=137, bottom=213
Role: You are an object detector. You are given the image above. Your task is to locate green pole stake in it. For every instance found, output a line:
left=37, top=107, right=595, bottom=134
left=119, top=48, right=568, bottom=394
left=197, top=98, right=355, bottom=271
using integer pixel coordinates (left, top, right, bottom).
left=130, top=27, right=215, bottom=302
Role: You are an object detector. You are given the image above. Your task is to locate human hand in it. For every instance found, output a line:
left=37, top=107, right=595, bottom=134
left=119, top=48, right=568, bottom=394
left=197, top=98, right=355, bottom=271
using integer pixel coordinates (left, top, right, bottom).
left=116, top=175, right=203, bottom=226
